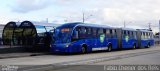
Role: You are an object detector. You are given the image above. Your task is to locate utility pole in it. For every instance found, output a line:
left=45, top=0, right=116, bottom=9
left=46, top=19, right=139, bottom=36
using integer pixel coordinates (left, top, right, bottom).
left=159, top=20, right=160, bottom=34
left=82, top=12, right=85, bottom=23
left=124, top=21, right=126, bottom=28
left=159, top=20, right=160, bottom=42
left=82, top=12, right=93, bottom=23
left=46, top=18, right=48, bottom=23
left=148, top=23, right=151, bottom=31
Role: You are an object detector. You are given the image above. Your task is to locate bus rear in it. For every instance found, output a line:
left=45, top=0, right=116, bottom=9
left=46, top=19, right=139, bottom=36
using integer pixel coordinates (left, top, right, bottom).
left=137, top=29, right=154, bottom=48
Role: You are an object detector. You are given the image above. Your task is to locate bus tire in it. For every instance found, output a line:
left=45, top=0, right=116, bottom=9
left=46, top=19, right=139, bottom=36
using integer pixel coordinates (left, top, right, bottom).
left=146, top=43, right=150, bottom=48
left=133, top=44, right=136, bottom=49
left=107, top=44, right=112, bottom=52
left=81, top=45, right=87, bottom=53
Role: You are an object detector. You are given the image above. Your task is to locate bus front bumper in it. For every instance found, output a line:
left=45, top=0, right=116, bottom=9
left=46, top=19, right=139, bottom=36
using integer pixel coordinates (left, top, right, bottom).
left=51, top=44, right=71, bottom=53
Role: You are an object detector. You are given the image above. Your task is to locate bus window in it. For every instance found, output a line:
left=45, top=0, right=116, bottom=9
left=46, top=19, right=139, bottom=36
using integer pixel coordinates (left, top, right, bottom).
left=127, top=31, right=130, bottom=38
left=148, top=33, right=150, bottom=39
left=130, top=31, right=133, bottom=38
left=98, top=29, right=104, bottom=36
left=145, top=32, right=147, bottom=39
left=147, top=33, right=150, bottom=39
left=143, top=32, right=145, bottom=39
left=129, top=31, right=132, bottom=38
left=86, top=27, right=92, bottom=37
left=141, top=32, right=143, bottom=39
left=148, top=33, right=151, bottom=39
left=112, top=29, right=115, bottom=38
left=110, top=29, right=112, bottom=34
left=72, top=29, right=79, bottom=41
left=106, top=29, right=110, bottom=38
left=110, top=29, right=113, bottom=38
left=134, top=32, right=137, bottom=39
left=111, top=29, right=117, bottom=38
left=147, top=33, right=148, bottom=39
left=123, top=30, right=126, bottom=38
left=146, top=33, right=148, bottom=39
left=79, top=27, right=87, bottom=39
left=103, top=29, right=106, bottom=34
left=114, top=30, right=117, bottom=38
left=92, top=28, right=97, bottom=38
left=81, top=27, right=86, bottom=34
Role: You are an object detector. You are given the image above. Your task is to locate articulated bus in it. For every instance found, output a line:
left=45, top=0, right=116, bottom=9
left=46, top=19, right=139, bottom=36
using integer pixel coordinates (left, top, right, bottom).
left=51, top=22, right=154, bottom=53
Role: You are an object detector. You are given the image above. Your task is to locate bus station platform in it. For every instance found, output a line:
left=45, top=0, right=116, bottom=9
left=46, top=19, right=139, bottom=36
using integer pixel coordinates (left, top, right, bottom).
left=0, top=46, right=49, bottom=59
left=0, top=52, right=49, bottom=59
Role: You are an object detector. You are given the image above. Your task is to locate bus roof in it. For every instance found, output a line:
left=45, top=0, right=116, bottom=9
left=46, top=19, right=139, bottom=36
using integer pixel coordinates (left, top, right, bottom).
left=121, top=28, right=137, bottom=31
left=136, top=29, right=152, bottom=32
left=57, top=22, right=114, bottom=29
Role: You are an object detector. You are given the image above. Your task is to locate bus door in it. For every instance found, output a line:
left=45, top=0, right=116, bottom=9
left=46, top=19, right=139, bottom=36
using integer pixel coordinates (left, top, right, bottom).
left=85, top=28, right=95, bottom=48
left=93, top=28, right=107, bottom=51
left=91, top=28, right=98, bottom=48
left=89, top=28, right=99, bottom=51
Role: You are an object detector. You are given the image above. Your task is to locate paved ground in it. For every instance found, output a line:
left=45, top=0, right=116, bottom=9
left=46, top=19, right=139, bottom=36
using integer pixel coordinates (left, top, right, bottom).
left=43, top=51, right=160, bottom=71
left=0, top=46, right=160, bottom=65
left=95, top=51, right=160, bottom=65
left=0, top=52, right=49, bottom=59
left=0, top=45, right=160, bottom=71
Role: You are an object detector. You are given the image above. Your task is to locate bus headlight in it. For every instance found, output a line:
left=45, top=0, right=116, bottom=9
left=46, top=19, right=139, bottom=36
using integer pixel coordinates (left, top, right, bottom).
left=50, top=44, right=52, bottom=48
left=65, top=43, right=70, bottom=47
left=66, top=44, right=69, bottom=47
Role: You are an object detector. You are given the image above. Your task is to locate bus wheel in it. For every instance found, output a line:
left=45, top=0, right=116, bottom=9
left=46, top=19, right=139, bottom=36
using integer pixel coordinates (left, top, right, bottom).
left=146, top=43, right=150, bottom=48
left=133, top=44, right=136, bottom=49
left=107, top=45, right=112, bottom=52
left=81, top=46, right=86, bottom=53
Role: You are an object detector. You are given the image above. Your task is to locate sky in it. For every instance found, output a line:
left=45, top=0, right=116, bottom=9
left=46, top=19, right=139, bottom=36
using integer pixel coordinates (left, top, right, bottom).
left=0, top=0, right=160, bottom=33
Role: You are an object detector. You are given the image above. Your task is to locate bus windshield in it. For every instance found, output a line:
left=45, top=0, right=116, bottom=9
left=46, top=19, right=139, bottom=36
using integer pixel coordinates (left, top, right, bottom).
left=55, top=27, right=73, bottom=43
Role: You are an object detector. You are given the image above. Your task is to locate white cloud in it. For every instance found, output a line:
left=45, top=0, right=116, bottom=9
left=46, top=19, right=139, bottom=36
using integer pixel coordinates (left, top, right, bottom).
left=10, top=0, right=52, bottom=13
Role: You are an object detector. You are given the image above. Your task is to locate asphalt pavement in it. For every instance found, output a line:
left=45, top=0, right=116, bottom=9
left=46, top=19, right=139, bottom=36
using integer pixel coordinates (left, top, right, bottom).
left=0, top=45, right=160, bottom=71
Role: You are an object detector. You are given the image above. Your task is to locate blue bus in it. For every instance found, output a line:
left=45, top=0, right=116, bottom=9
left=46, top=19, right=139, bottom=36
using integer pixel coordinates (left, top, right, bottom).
left=51, top=22, right=154, bottom=53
